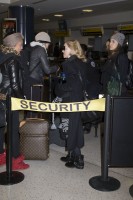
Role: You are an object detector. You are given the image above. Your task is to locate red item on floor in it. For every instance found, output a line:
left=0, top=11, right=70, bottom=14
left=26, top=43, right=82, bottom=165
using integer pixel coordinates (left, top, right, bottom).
left=0, top=151, right=6, bottom=165
left=12, top=154, right=25, bottom=164
left=12, top=160, right=30, bottom=170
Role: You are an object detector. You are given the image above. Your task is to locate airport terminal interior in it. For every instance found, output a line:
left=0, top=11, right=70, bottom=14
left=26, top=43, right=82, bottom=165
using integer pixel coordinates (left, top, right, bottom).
left=0, top=0, right=133, bottom=200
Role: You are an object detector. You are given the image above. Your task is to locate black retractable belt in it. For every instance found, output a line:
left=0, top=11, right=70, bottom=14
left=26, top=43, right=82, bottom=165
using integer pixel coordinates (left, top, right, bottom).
left=0, top=89, right=24, bottom=185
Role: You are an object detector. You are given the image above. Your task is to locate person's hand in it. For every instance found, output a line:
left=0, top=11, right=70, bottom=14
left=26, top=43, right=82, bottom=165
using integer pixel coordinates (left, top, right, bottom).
left=53, top=96, right=62, bottom=103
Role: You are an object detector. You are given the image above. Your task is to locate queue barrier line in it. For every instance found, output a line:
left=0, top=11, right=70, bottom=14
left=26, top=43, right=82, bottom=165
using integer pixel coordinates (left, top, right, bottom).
left=0, top=95, right=121, bottom=191
left=11, top=97, right=105, bottom=112
left=0, top=95, right=105, bottom=186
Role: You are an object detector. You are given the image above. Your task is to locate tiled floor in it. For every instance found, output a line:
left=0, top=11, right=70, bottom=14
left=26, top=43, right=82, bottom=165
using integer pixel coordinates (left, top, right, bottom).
left=0, top=125, right=133, bottom=200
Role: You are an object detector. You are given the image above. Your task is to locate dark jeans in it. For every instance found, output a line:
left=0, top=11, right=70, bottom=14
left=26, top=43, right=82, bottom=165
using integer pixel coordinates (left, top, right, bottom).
left=0, top=110, right=20, bottom=158
left=0, top=127, right=5, bottom=154
left=11, top=111, right=20, bottom=158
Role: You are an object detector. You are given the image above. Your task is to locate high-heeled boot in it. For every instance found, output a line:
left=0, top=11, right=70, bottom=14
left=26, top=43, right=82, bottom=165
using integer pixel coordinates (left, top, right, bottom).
left=74, top=155, right=84, bottom=169
left=61, top=151, right=75, bottom=163
left=65, top=152, right=75, bottom=168
left=60, top=152, right=71, bottom=162
left=65, top=154, right=84, bottom=169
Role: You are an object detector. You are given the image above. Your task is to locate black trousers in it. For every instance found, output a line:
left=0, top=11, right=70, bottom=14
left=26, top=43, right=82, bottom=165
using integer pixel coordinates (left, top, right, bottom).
left=0, top=110, right=20, bottom=158
left=11, top=111, right=20, bottom=158
left=0, top=127, right=5, bottom=154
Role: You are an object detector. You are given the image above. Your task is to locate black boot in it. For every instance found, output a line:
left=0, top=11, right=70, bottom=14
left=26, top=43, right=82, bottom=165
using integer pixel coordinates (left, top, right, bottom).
left=74, top=155, right=84, bottom=169
left=60, top=152, right=71, bottom=162
left=64, top=151, right=75, bottom=167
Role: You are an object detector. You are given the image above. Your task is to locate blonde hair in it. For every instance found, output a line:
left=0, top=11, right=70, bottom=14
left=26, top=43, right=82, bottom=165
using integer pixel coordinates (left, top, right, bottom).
left=65, top=40, right=87, bottom=62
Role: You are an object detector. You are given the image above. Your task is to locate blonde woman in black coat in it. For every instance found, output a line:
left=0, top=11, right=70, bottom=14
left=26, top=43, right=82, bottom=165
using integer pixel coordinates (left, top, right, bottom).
left=55, top=40, right=91, bottom=169
left=101, top=32, right=129, bottom=96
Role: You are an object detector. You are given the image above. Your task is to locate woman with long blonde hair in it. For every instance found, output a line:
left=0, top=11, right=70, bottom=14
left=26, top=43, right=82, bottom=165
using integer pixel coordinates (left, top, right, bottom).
left=55, top=40, right=90, bottom=169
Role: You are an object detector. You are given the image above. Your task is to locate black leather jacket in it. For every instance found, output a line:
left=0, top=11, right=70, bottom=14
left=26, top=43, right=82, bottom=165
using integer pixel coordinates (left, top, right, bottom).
left=29, top=45, right=58, bottom=82
left=0, top=52, right=24, bottom=98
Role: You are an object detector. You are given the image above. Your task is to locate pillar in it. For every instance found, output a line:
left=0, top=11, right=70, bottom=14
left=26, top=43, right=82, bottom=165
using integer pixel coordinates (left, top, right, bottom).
left=8, top=6, right=34, bottom=45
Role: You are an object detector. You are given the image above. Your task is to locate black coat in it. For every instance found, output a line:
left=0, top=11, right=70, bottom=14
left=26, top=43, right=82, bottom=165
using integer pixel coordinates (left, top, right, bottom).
left=29, top=45, right=58, bottom=83
left=0, top=50, right=24, bottom=98
left=101, top=51, right=129, bottom=95
left=55, top=55, right=98, bottom=151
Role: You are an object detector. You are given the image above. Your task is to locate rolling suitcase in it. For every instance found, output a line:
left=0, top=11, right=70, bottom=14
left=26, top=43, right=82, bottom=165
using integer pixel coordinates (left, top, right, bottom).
left=19, top=118, right=49, bottom=160
left=19, top=84, right=49, bottom=160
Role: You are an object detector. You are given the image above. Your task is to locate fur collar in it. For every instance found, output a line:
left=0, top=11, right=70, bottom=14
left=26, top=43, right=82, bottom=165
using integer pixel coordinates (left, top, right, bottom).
left=0, top=45, right=19, bottom=55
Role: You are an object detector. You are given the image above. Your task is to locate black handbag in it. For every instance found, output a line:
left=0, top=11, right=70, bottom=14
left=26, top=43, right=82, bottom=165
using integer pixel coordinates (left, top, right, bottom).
left=78, top=71, right=101, bottom=124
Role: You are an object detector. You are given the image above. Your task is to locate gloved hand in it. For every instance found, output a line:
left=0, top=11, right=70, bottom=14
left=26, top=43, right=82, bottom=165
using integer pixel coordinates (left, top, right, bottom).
left=53, top=96, right=62, bottom=103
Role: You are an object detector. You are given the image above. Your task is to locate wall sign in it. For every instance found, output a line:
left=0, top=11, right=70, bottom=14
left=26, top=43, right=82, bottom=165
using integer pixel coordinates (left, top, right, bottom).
left=2, top=18, right=17, bottom=38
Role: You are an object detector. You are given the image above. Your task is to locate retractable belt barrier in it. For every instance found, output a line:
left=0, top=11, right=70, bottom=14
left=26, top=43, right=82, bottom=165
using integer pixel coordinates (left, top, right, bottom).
left=0, top=96, right=105, bottom=186
left=3, top=95, right=132, bottom=194
left=11, top=97, right=105, bottom=112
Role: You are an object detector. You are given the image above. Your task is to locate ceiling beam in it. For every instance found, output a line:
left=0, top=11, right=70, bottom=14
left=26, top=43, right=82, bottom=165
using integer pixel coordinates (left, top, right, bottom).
left=0, top=0, right=19, bottom=3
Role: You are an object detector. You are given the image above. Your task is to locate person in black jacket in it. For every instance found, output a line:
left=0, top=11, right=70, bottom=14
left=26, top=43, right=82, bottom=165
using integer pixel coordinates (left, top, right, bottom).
left=24, top=32, right=58, bottom=117
left=29, top=32, right=58, bottom=84
left=0, top=33, right=29, bottom=170
left=55, top=40, right=92, bottom=169
left=101, top=32, right=129, bottom=96
left=28, top=32, right=58, bottom=97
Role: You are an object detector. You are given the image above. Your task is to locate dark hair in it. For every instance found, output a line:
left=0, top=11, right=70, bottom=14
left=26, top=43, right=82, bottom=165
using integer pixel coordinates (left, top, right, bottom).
left=108, top=43, right=122, bottom=58
left=80, top=44, right=88, bottom=53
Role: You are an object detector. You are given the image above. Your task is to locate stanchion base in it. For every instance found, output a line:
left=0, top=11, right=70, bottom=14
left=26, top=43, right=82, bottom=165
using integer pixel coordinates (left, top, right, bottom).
left=0, top=171, right=24, bottom=185
left=89, top=176, right=120, bottom=191
left=129, top=184, right=133, bottom=197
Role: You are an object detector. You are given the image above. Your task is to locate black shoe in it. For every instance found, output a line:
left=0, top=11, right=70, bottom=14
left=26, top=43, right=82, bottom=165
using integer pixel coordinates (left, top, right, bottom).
left=65, top=155, right=84, bottom=169
left=64, top=151, right=76, bottom=167
left=74, top=155, right=84, bottom=169
left=65, top=154, right=75, bottom=168
left=60, top=151, right=75, bottom=162
left=60, top=152, right=70, bottom=162
left=65, top=160, right=75, bottom=168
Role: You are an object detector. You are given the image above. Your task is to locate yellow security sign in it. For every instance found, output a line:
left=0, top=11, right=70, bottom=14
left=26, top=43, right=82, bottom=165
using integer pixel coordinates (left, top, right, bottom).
left=81, top=26, right=104, bottom=36
left=11, top=97, right=105, bottom=112
left=118, top=24, right=133, bottom=31
left=53, top=30, right=71, bottom=37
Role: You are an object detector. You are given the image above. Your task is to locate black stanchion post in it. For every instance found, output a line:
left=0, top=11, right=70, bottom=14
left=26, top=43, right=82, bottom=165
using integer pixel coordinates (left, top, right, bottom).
left=49, top=74, right=52, bottom=103
left=49, top=74, right=52, bottom=123
left=102, top=94, right=111, bottom=181
left=89, top=95, right=120, bottom=191
left=6, top=88, right=13, bottom=182
left=129, top=185, right=133, bottom=197
left=0, top=90, right=24, bottom=185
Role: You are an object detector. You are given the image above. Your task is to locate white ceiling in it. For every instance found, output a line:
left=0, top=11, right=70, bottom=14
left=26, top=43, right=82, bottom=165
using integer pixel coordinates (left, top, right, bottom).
left=0, top=0, right=133, bottom=27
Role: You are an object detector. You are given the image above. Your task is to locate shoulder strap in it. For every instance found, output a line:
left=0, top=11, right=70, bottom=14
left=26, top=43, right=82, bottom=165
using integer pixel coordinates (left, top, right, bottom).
left=113, top=55, right=121, bottom=81
left=78, top=70, right=89, bottom=98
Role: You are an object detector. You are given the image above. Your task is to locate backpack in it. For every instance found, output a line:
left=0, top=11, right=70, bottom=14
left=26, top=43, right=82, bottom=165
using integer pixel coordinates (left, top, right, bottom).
left=125, top=59, right=133, bottom=90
